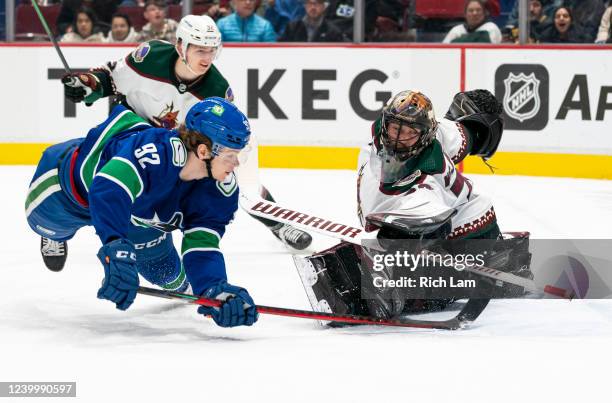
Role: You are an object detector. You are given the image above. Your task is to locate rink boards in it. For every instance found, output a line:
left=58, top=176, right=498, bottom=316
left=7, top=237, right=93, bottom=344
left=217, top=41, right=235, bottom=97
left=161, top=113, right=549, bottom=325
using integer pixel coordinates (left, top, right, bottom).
left=0, top=43, right=610, bottom=179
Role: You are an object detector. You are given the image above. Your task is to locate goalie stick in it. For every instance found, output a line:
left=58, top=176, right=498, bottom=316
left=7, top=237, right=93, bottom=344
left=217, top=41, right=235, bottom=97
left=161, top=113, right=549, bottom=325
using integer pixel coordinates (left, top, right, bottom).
left=239, top=193, right=574, bottom=299
left=136, top=286, right=482, bottom=330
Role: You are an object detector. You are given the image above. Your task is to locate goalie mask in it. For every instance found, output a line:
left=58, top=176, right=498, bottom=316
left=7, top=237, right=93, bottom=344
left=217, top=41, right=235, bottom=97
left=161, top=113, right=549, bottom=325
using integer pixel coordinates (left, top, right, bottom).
left=378, top=90, right=438, bottom=184
left=380, top=90, right=438, bottom=160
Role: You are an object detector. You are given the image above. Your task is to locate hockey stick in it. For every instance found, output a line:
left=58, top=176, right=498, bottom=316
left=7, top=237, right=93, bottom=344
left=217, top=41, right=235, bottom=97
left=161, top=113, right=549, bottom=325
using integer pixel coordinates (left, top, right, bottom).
left=136, top=286, right=478, bottom=330
left=239, top=193, right=573, bottom=299
left=31, top=0, right=72, bottom=74
left=31, top=1, right=94, bottom=106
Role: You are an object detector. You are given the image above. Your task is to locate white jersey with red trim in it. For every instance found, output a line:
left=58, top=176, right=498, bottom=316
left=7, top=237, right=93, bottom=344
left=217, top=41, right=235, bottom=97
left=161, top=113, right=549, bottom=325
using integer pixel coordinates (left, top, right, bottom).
left=104, top=40, right=233, bottom=129
left=357, top=119, right=496, bottom=239
left=435, top=118, right=471, bottom=164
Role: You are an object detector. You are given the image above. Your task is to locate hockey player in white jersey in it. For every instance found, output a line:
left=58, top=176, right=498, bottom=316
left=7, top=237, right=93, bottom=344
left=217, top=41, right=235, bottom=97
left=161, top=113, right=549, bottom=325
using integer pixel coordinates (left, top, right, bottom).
left=297, top=89, right=532, bottom=320
left=58, top=14, right=312, bottom=260
left=357, top=90, right=499, bottom=239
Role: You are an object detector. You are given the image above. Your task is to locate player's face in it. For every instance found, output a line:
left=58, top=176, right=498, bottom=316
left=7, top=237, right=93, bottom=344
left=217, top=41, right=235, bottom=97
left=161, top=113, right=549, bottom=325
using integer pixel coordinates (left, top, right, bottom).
left=554, top=8, right=571, bottom=33
left=185, top=44, right=217, bottom=75
left=387, top=122, right=421, bottom=148
left=305, top=0, right=326, bottom=19
left=465, top=1, right=485, bottom=29
left=211, top=148, right=242, bottom=181
left=76, top=12, right=93, bottom=38
left=111, top=16, right=130, bottom=41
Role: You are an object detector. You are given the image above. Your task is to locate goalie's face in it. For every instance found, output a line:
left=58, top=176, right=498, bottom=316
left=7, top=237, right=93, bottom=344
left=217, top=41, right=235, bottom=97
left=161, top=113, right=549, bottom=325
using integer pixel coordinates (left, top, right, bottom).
left=386, top=122, right=421, bottom=149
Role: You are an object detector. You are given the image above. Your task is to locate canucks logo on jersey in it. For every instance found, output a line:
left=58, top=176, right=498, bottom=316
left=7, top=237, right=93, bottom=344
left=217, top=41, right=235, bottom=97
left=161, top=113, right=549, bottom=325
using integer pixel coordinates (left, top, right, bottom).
left=131, top=212, right=184, bottom=232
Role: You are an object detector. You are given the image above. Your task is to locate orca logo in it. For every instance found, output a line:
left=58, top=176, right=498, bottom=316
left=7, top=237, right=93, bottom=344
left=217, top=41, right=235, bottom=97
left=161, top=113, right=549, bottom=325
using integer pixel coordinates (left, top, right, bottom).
left=495, top=64, right=549, bottom=130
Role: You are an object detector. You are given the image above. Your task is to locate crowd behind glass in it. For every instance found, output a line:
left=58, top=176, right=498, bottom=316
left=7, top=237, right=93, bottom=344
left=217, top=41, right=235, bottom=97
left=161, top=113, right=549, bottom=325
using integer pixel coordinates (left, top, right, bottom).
left=6, top=0, right=612, bottom=44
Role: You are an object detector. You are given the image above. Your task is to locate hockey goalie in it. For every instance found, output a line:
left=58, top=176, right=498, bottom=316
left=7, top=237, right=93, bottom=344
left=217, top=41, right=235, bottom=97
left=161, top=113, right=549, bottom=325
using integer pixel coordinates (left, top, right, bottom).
left=295, top=89, right=534, bottom=323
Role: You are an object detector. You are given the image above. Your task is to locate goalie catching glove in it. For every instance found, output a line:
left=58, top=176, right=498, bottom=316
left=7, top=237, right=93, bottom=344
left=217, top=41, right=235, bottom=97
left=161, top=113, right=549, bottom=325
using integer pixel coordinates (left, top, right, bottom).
left=445, top=89, right=504, bottom=160
left=198, top=281, right=259, bottom=327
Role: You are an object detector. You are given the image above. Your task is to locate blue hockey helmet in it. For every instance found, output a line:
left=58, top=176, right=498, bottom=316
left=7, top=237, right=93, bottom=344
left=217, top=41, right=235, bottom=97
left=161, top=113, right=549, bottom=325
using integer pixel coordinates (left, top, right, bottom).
left=185, top=97, right=251, bottom=154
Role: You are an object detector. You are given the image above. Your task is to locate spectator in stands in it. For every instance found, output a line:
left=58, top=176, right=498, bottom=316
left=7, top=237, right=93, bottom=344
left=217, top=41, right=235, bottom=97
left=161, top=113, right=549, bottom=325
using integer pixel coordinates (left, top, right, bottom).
left=60, top=7, right=105, bottom=42
left=279, top=0, right=344, bottom=41
left=443, top=0, right=502, bottom=43
left=324, top=0, right=378, bottom=41
left=369, top=0, right=415, bottom=42
left=138, top=0, right=179, bottom=42
left=505, top=0, right=557, bottom=29
left=105, top=12, right=140, bottom=42
left=564, top=0, right=605, bottom=42
left=56, top=0, right=118, bottom=35
left=503, top=0, right=551, bottom=43
left=203, top=0, right=233, bottom=20
left=595, top=5, right=612, bottom=43
left=264, top=0, right=305, bottom=36
left=538, top=6, right=589, bottom=43
left=216, top=0, right=277, bottom=41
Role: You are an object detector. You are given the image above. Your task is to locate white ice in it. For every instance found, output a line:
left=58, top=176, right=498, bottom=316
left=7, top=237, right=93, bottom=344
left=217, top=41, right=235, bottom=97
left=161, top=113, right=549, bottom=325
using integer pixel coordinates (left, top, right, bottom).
left=2, top=166, right=612, bottom=403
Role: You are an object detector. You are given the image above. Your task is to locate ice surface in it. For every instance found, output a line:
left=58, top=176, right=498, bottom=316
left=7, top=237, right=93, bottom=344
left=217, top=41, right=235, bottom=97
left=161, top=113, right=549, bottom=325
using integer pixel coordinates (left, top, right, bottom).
left=2, top=166, right=612, bottom=403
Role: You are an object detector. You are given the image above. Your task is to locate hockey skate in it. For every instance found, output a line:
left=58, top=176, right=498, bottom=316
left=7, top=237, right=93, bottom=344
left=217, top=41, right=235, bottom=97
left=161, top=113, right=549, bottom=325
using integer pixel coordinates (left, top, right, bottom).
left=40, top=237, right=68, bottom=272
left=272, top=223, right=312, bottom=250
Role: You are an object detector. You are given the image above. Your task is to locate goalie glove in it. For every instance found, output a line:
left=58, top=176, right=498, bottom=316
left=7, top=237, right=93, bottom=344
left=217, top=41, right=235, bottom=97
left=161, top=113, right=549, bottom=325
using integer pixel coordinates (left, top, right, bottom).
left=62, top=72, right=103, bottom=104
left=445, top=89, right=504, bottom=160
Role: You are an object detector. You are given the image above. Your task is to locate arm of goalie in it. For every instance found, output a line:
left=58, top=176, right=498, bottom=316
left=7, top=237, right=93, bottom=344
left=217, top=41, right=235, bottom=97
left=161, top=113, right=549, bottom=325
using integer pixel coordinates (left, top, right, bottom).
left=445, top=89, right=504, bottom=160
left=365, top=206, right=456, bottom=240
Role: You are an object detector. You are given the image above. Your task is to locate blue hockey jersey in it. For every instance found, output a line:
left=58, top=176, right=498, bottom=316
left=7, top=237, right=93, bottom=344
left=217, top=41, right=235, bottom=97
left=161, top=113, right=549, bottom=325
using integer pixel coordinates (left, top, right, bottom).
left=68, top=105, right=239, bottom=294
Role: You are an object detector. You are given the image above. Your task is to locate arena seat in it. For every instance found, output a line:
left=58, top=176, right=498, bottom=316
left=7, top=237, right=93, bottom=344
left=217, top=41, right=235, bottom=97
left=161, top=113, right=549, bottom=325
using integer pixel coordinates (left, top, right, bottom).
left=15, top=4, right=61, bottom=38
left=415, top=0, right=500, bottom=19
left=117, top=6, right=148, bottom=31
left=414, top=0, right=464, bottom=19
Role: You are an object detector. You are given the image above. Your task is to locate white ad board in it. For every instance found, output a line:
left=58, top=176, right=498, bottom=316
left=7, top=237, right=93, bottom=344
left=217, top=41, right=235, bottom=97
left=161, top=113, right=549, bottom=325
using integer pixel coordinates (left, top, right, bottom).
left=466, top=48, right=612, bottom=155
left=0, top=45, right=460, bottom=147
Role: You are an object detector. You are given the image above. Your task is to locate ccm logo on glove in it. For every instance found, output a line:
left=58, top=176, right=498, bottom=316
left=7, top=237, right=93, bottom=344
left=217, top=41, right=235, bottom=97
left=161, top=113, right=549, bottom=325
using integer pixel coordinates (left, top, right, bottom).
left=116, top=251, right=136, bottom=260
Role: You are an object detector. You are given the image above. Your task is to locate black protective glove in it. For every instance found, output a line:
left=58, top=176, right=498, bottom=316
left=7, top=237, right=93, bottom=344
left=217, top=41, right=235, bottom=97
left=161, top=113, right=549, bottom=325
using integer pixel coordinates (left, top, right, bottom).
left=62, top=72, right=102, bottom=104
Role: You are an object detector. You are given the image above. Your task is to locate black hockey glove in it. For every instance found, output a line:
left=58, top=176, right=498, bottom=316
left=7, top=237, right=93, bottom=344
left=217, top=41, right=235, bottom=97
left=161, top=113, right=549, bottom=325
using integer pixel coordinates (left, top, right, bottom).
left=62, top=73, right=103, bottom=104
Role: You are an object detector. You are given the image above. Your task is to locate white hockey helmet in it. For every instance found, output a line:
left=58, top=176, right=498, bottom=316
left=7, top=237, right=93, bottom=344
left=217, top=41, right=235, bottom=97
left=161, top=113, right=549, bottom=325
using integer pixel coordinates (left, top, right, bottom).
left=176, top=14, right=222, bottom=60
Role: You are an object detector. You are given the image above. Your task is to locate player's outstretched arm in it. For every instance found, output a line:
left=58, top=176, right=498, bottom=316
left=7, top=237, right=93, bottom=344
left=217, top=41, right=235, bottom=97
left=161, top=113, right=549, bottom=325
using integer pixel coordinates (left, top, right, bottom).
left=96, top=239, right=140, bottom=311
left=61, top=70, right=113, bottom=104
left=197, top=281, right=258, bottom=327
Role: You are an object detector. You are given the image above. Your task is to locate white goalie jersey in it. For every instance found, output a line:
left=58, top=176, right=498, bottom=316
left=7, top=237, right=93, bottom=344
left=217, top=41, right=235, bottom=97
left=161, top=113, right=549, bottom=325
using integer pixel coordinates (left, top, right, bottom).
left=357, top=118, right=497, bottom=239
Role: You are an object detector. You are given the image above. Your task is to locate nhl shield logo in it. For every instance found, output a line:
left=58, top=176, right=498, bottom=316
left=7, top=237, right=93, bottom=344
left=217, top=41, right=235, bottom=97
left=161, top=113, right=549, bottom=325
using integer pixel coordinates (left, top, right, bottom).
left=495, top=64, right=549, bottom=130
left=503, top=73, right=540, bottom=122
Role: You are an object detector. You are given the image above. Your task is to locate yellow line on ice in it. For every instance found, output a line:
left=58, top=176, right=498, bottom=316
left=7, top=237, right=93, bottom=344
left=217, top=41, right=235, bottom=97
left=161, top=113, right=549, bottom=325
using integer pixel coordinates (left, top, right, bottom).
left=3, top=143, right=612, bottom=180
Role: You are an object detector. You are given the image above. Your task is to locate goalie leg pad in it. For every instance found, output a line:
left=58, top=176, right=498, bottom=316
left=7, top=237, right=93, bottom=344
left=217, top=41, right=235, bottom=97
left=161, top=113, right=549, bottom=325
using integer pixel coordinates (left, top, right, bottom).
left=294, top=242, right=407, bottom=323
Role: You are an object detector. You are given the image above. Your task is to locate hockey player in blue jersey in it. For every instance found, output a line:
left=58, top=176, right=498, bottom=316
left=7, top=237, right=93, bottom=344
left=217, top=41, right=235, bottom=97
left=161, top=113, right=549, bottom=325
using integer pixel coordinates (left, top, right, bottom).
left=25, top=97, right=258, bottom=328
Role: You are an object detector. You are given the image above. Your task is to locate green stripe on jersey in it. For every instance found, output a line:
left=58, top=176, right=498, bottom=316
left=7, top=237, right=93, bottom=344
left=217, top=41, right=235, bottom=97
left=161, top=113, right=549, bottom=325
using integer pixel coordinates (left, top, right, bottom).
left=162, top=264, right=186, bottom=290
left=25, top=169, right=60, bottom=210
left=25, top=169, right=62, bottom=217
left=80, top=110, right=148, bottom=191
left=181, top=228, right=220, bottom=256
left=96, top=157, right=143, bottom=202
